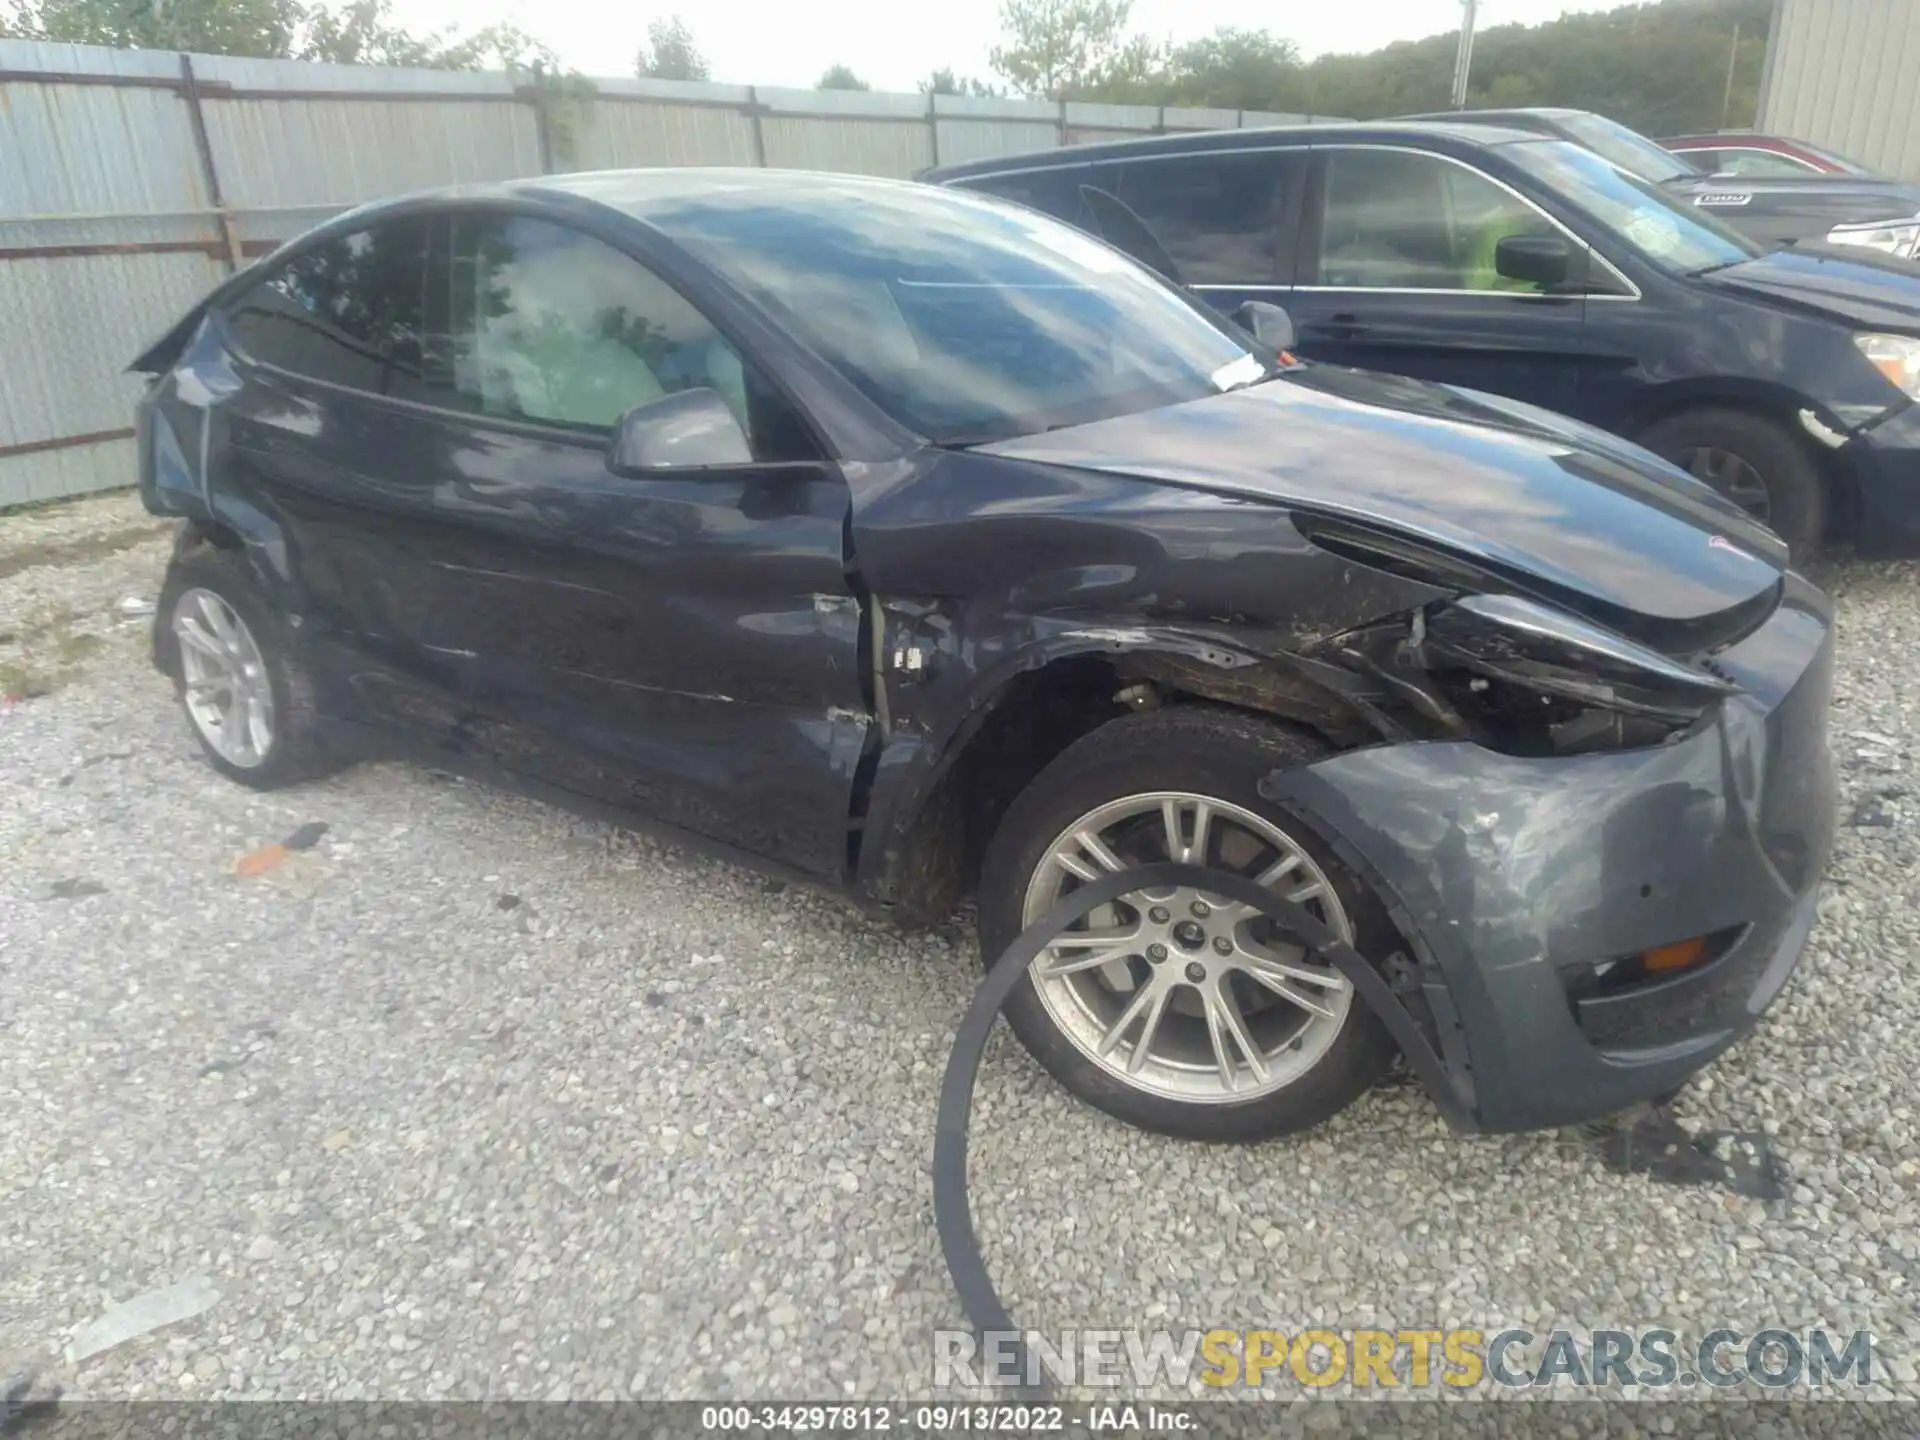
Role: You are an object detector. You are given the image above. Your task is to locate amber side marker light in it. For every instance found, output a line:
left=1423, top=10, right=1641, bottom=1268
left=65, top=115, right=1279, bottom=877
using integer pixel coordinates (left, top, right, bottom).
left=1641, top=936, right=1710, bottom=974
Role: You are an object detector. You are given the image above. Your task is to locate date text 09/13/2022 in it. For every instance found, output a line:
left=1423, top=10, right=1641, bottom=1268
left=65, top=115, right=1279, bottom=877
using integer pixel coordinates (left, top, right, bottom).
left=698, top=1405, right=1184, bottom=1432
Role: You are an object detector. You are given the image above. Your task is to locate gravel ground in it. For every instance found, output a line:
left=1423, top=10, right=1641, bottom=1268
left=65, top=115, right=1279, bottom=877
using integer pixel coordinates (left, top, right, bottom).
left=2, top=492, right=1918, bottom=1417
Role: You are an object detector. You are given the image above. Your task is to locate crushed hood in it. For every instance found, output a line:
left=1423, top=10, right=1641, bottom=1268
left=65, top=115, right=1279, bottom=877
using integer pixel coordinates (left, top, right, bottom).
left=979, top=367, right=1786, bottom=630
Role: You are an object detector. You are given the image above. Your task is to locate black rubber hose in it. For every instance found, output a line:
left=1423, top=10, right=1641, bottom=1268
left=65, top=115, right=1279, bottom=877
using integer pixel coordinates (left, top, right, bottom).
left=933, top=859, right=1457, bottom=1393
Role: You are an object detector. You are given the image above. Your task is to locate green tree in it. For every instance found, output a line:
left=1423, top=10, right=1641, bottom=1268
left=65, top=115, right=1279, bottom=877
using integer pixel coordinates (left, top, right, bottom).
left=1163, top=26, right=1302, bottom=110
left=816, top=63, right=869, bottom=91
left=5, top=0, right=301, bottom=58
left=298, top=0, right=430, bottom=64
left=990, top=0, right=1163, bottom=99
left=1, top=0, right=578, bottom=72
left=980, top=0, right=1772, bottom=129
left=920, top=66, right=1001, bottom=98
left=635, top=15, right=708, bottom=81
left=1298, top=0, right=1774, bottom=131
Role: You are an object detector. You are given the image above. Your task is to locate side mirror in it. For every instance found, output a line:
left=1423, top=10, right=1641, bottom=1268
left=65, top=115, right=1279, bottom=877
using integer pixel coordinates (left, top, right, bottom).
left=1495, top=234, right=1574, bottom=290
left=1234, top=300, right=1296, bottom=353
left=607, top=388, right=752, bottom=474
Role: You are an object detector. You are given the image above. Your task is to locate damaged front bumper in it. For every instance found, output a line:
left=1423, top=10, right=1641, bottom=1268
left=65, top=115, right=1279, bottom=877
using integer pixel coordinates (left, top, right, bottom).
left=1262, top=574, right=1837, bottom=1134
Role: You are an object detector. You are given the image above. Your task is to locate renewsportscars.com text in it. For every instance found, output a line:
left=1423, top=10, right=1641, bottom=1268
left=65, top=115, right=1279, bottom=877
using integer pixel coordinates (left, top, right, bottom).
left=935, top=1327, right=1875, bottom=1392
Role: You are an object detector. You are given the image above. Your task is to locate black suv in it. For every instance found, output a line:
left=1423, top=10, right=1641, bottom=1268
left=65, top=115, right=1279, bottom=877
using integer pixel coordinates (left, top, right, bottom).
left=927, top=120, right=1920, bottom=560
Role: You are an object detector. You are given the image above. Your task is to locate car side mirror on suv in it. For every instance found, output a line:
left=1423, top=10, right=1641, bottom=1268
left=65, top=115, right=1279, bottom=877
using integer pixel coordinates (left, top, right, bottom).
left=1495, top=234, right=1574, bottom=291
left=607, top=388, right=753, bottom=474
left=1234, top=300, right=1297, bottom=354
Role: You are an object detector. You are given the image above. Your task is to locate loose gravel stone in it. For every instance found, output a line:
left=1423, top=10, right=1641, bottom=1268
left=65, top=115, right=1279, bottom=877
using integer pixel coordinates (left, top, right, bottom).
left=1, top=495, right=1916, bottom=1412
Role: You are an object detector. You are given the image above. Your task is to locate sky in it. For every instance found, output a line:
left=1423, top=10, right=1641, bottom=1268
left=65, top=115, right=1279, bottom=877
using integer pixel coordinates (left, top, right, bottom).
left=388, top=0, right=1643, bottom=93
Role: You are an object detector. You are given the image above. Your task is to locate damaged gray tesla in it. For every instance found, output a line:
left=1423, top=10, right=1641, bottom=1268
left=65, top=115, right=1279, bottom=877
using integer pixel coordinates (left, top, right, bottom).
left=132, top=171, right=1835, bottom=1142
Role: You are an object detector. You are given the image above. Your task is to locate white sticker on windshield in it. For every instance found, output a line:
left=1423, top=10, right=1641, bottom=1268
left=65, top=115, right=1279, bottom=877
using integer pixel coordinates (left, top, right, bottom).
left=1210, top=355, right=1266, bottom=391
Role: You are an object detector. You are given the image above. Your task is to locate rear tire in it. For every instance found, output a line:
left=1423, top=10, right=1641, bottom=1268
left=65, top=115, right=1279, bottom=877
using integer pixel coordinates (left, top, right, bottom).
left=977, top=706, right=1397, bottom=1143
left=158, top=542, right=337, bottom=789
left=1639, top=408, right=1826, bottom=565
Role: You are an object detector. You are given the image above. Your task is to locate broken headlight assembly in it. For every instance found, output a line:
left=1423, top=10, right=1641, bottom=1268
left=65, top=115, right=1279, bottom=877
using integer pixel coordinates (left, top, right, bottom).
left=1319, top=593, right=1742, bottom=756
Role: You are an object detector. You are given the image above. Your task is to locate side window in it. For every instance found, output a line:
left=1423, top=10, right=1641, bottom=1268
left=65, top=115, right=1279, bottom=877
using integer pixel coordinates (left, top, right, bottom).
left=1113, top=153, right=1288, bottom=284
left=428, top=214, right=816, bottom=462
left=1316, top=149, right=1558, bottom=293
left=225, top=221, right=428, bottom=393
left=959, top=169, right=1095, bottom=230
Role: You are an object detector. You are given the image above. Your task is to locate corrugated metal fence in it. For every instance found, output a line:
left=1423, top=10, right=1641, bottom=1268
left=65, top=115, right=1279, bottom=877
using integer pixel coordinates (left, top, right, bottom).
left=0, top=39, right=1344, bottom=507
left=1757, top=0, right=1920, bottom=182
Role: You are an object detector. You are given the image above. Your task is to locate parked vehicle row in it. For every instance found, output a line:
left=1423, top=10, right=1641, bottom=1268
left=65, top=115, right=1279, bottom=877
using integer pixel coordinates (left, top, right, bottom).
left=926, top=116, right=1920, bottom=563
left=134, top=167, right=1838, bottom=1144
left=1403, top=108, right=1920, bottom=263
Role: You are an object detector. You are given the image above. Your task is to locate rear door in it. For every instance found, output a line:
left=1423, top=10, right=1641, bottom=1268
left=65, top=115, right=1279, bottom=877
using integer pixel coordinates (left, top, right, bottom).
left=415, top=210, right=867, bottom=879
left=951, top=149, right=1306, bottom=318
left=1101, top=147, right=1305, bottom=317
left=1287, top=144, right=1619, bottom=416
left=216, top=219, right=470, bottom=741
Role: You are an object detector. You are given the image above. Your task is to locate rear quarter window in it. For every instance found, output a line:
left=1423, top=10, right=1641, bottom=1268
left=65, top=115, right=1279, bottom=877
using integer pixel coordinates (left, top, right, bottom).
left=224, top=220, right=429, bottom=395
left=953, top=167, right=1096, bottom=229
left=1112, top=152, right=1289, bottom=284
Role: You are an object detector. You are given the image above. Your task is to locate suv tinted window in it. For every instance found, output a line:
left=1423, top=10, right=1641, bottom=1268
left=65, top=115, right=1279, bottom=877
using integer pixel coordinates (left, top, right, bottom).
left=226, top=221, right=428, bottom=393
left=958, top=167, right=1095, bottom=229
left=1315, top=148, right=1558, bottom=292
left=1113, top=152, right=1288, bottom=284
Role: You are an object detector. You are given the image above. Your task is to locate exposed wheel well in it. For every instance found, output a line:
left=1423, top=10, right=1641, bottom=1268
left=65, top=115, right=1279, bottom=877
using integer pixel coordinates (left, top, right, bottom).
left=880, top=650, right=1363, bottom=924
left=183, top=518, right=245, bottom=550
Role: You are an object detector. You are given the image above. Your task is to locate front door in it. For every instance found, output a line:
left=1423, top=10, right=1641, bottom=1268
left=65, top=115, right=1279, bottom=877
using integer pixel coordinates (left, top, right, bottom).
left=1286, top=145, right=1606, bottom=417
left=416, top=212, right=867, bottom=879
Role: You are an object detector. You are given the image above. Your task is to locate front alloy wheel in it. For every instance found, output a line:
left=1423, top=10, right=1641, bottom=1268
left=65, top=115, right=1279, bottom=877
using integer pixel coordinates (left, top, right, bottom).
left=978, top=707, right=1397, bottom=1142
left=1021, top=793, right=1355, bottom=1105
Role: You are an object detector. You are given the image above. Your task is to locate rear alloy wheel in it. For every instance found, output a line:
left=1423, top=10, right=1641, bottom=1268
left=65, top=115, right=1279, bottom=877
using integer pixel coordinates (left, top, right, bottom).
left=174, top=587, right=277, bottom=770
left=1639, top=408, right=1827, bottom=565
left=159, top=541, right=335, bottom=789
left=978, top=707, right=1397, bottom=1142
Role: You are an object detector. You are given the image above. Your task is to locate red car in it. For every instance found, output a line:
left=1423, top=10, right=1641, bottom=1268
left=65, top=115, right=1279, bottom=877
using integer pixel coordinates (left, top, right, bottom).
left=1663, top=132, right=1884, bottom=178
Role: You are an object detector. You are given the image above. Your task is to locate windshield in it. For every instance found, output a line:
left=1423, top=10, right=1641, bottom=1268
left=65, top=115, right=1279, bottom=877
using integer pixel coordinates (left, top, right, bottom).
left=1503, top=140, right=1761, bottom=273
left=638, top=181, right=1267, bottom=446
left=1553, top=112, right=1700, bottom=184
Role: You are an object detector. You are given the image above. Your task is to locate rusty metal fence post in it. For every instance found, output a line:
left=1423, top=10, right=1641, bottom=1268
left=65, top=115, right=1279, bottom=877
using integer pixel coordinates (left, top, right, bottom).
left=177, top=52, right=239, bottom=273
left=526, top=62, right=555, bottom=174
left=746, top=86, right=769, bottom=167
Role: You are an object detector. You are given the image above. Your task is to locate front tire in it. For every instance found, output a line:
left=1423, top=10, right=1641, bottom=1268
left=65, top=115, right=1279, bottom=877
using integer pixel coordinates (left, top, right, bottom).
left=1638, top=408, right=1827, bottom=565
left=158, top=542, right=335, bottom=789
left=977, top=707, right=1397, bottom=1143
